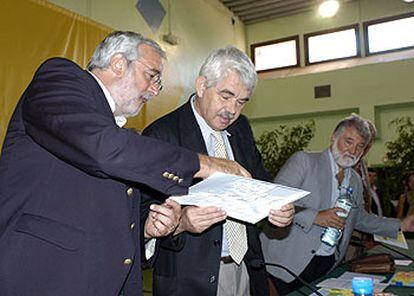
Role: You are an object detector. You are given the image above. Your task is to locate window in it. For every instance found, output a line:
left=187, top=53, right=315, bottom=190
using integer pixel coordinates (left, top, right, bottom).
left=304, top=25, right=360, bottom=65
left=251, top=36, right=300, bottom=72
left=364, top=12, right=414, bottom=55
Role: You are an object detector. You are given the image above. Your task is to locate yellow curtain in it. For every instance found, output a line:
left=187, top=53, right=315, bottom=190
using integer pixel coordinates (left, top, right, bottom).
left=0, top=0, right=112, bottom=147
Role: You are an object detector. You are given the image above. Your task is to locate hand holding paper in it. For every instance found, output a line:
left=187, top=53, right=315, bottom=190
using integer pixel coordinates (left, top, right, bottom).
left=171, top=172, right=308, bottom=224
left=269, top=203, right=295, bottom=227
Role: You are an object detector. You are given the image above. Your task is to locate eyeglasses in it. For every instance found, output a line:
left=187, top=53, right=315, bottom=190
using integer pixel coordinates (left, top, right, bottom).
left=135, top=59, right=163, bottom=92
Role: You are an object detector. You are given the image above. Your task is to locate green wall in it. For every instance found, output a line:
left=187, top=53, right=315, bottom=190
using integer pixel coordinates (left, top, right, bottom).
left=244, top=0, right=414, bottom=165
left=46, top=0, right=414, bottom=165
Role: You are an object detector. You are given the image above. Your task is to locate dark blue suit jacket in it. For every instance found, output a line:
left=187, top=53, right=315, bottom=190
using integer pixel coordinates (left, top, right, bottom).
left=142, top=98, right=270, bottom=296
left=0, top=58, right=199, bottom=296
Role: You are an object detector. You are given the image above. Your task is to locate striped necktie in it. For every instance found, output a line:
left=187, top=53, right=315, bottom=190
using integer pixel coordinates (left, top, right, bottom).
left=211, top=130, right=248, bottom=265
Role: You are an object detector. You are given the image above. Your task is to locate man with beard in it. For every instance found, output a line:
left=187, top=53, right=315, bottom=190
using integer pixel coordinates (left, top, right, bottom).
left=142, top=46, right=294, bottom=296
left=260, top=114, right=414, bottom=295
left=0, top=31, right=250, bottom=296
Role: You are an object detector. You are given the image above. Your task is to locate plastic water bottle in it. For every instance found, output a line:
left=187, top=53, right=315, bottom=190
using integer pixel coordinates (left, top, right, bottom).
left=352, top=277, right=373, bottom=296
left=321, top=187, right=353, bottom=247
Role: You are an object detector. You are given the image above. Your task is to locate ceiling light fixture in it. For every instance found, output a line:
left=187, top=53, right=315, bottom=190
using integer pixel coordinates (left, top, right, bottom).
left=318, top=0, right=340, bottom=18
left=402, top=0, right=414, bottom=3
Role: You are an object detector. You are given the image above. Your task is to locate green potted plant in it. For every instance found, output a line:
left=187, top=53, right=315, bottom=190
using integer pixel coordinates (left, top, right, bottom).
left=256, top=120, right=315, bottom=179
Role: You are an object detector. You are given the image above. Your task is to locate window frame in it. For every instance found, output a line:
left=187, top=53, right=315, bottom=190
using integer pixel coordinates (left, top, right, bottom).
left=250, top=35, right=300, bottom=73
left=304, top=24, right=361, bottom=66
left=363, top=12, right=414, bottom=56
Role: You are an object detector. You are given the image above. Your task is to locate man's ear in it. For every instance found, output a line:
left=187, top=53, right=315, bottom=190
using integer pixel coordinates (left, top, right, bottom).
left=195, top=76, right=207, bottom=98
left=109, top=53, right=128, bottom=77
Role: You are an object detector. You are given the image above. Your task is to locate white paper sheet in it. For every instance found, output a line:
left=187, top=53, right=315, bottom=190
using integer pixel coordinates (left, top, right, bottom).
left=395, top=259, right=412, bottom=266
left=170, top=172, right=309, bottom=224
left=337, top=272, right=386, bottom=283
left=317, top=278, right=388, bottom=292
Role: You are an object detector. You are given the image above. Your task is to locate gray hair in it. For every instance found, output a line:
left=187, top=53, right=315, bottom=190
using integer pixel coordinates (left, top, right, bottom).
left=333, top=113, right=372, bottom=144
left=87, top=31, right=166, bottom=71
left=199, top=46, right=257, bottom=95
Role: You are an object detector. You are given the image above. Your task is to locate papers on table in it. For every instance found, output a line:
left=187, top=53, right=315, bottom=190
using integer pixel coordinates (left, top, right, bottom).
left=336, top=272, right=386, bottom=283
left=374, top=231, right=408, bottom=250
left=170, top=172, right=309, bottom=224
left=316, top=272, right=388, bottom=292
left=389, top=271, right=414, bottom=287
left=395, top=259, right=413, bottom=266
left=310, top=288, right=353, bottom=296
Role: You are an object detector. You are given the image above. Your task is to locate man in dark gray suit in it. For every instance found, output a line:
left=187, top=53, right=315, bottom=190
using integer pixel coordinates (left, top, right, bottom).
left=261, top=114, right=414, bottom=295
left=0, top=31, right=250, bottom=296
left=143, top=46, right=294, bottom=296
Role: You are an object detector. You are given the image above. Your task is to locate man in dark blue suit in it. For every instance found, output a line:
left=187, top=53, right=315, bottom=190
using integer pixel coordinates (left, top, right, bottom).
left=0, top=31, right=250, bottom=296
left=143, top=46, right=294, bottom=296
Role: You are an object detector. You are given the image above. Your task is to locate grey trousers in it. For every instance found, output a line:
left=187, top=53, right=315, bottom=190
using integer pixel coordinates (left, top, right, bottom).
left=217, top=261, right=250, bottom=296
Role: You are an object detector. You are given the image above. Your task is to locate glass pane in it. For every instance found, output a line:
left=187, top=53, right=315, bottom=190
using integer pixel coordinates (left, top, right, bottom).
left=308, top=28, right=357, bottom=63
left=368, top=16, right=414, bottom=53
left=254, top=39, right=297, bottom=71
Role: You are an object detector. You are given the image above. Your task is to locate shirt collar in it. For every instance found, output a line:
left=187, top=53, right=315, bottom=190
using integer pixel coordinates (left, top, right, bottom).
left=190, top=94, right=231, bottom=139
left=88, top=71, right=127, bottom=128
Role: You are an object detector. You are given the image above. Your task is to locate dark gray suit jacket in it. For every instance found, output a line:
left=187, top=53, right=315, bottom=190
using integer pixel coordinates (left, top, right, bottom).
left=260, top=149, right=400, bottom=283
left=0, top=58, right=199, bottom=296
left=142, top=98, right=270, bottom=296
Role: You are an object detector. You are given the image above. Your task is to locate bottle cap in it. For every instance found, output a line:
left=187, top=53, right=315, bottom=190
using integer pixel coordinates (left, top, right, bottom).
left=352, top=277, right=373, bottom=294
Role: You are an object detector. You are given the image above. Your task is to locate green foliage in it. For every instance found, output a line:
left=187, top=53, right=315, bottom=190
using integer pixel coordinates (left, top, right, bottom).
left=256, top=120, right=316, bottom=179
left=383, top=117, right=414, bottom=202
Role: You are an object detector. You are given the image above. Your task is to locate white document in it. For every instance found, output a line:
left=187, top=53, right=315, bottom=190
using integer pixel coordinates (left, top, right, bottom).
left=316, top=272, right=388, bottom=293
left=395, top=259, right=412, bottom=266
left=336, top=272, right=386, bottom=283
left=374, top=231, right=408, bottom=249
left=316, top=278, right=388, bottom=292
left=170, top=172, right=309, bottom=224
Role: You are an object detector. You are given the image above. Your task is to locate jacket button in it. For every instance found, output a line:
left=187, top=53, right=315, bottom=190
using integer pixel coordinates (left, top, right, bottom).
left=178, top=178, right=183, bottom=183
left=130, top=223, right=136, bottom=230
left=173, top=176, right=179, bottom=182
left=168, top=173, right=175, bottom=180
left=163, top=172, right=170, bottom=178
left=123, top=258, right=133, bottom=265
left=209, top=276, right=216, bottom=283
left=311, top=250, right=316, bottom=254
left=213, top=240, right=221, bottom=247
left=127, top=188, right=133, bottom=196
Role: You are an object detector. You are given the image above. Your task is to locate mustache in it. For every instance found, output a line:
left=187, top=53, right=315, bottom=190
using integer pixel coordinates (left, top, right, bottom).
left=218, top=111, right=235, bottom=120
left=140, top=92, right=154, bottom=102
left=342, top=153, right=357, bottom=161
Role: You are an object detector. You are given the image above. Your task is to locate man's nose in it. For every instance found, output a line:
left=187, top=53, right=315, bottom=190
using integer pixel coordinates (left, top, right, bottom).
left=349, top=145, right=361, bottom=156
left=225, top=99, right=237, bottom=114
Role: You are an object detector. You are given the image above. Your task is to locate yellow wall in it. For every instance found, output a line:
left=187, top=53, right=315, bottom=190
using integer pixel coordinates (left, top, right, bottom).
left=0, top=0, right=111, bottom=147
left=47, top=0, right=246, bottom=131
left=244, top=0, right=414, bottom=165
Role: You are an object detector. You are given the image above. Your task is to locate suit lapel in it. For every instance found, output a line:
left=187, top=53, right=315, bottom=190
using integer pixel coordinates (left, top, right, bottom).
left=228, top=130, right=245, bottom=165
left=319, top=149, right=333, bottom=209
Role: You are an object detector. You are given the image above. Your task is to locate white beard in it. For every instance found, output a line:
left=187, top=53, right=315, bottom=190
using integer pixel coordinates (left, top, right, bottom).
left=331, top=139, right=361, bottom=168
